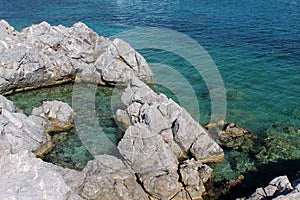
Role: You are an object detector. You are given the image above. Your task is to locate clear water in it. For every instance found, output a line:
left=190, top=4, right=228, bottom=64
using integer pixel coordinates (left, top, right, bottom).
left=1, top=0, right=300, bottom=197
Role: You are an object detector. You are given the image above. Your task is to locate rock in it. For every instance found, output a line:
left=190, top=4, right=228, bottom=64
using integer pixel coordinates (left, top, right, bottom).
left=116, top=77, right=224, bottom=199
left=118, top=123, right=180, bottom=199
left=206, top=119, right=256, bottom=152
left=55, top=166, right=86, bottom=195
left=117, top=76, right=224, bottom=163
left=32, top=100, right=74, bottom=132
left=246, top=176, right=300, bottom=200
left=176, top=159, right=213, bottom=199
left=80, top=154, right=148, bottom=200
left=0, top=20, right=153, bottom=95
left=0, top=150, right=75, bottom=200
left=256, top=123, right=300, bottom=164
left=0, top=95, right=52, bottom=156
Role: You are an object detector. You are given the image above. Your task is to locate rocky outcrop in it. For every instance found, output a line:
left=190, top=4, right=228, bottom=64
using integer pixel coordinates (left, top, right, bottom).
left=116, top=76, right=224, bottom=199
left=0, top=150, right=81, bottom=200
left=0, top=20, right=153, bottom=95
left=80, top=154, right=148, bottom=200
left=242, top=176, right=300, bottom=200
left=0, top=94, right=52, bottom=157
left=206, top=119, right=256, bottom=152
left=117, top=76, right=224, bottom=163
left=32, top=100, right=73, bottom=132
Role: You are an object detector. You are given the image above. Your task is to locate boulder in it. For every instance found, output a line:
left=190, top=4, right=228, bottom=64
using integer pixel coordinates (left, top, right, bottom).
left=0, top=95, right=52, bottom=156
left=245, top=176, right=300, bottom=200
left=80, top=154, right=148, bottom=200
left=117, top=76, right=224, bottom=163
left=0, top=150, right=77, bottom=200
left=118, top=123, right=180, bottom=199
left=0, top=20, right=153, bottom=95
left=32, top=100, right=74, bottom=132
left=206, top=119, right=256, bottom=152
left=116, top=77, right=224, bottom=199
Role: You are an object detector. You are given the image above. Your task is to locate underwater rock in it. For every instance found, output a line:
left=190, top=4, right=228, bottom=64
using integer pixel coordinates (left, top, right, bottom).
left=206, top=119, right=256, bottom=152
left=80, top=154, right=148, bottom=200
left=0, top=150, right=78, bottom=200
left=0, top=20, right=153, bottom=95
left=244, top=175, right=300, bottom=200
left=32, top=100, right=73, bottom=132
left=0, top=94, right=52, bottom=157
left=256, top=123, right=300, bottom=164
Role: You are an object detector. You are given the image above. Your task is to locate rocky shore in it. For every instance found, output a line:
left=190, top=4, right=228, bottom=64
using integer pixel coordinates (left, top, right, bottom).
left=0, top=21, right=299, bottom=200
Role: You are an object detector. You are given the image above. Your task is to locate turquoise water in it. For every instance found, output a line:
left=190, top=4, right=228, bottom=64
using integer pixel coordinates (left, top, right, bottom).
left=1, top=0, right=300, bottom=197
left=1, top=0, right=299, bottom=133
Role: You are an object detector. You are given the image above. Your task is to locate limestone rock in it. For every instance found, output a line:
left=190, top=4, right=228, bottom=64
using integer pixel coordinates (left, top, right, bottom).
left=246, top=176, right=300, bottom=200
left=80, top=154, right=148, bottom=200
left=0, top=150, right=74, bottom=200
left=117, top=77, right=224, bottom=163
left=0, top=20, right=153, bottom=95
left=32, top=100, right=74, bottom=132
left=0, top=95, right=52, bottom=156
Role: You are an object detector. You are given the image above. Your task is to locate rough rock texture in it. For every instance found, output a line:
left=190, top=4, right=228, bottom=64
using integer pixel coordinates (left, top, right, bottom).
left=243, top=176, right=300, bottom=200
left=117, top=76, right=224, bottom=163
left=32, top=100, right=74, bottom=132
left=206, top=119, right=256, bottom=152
left=175, top=159, right=213, bottom=199
left=0, top=94, right=52, bottom=156
left=0, top=20, right=153, bottom=95
left=0, top=150, right=81, bottom=200
left=117, top=76, right=224, bottom=199
left=80, top=154, right=148, bottom=200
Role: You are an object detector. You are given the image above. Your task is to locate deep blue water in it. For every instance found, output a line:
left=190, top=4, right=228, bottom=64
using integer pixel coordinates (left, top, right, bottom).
left=1, top=0, right=300, bottom=193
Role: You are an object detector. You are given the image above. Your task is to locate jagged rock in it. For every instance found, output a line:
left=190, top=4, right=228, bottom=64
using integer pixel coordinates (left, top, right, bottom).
left=0, top=95, right=52, bottom=156
left=0, top=20, right=153, bottom=95
left=80, top=154, right=148, bottom=200
left=206, top=119, right=256, bottom=152
left=117, top=76, right=224, bottom=163
left=0, top=150, right=76, bottom=200
left=118, top=123, right=180, bottom=199
left=245, top=176, right=300, bottom=200
left=176, top=159, right=213, bottom=199
left=32, top=100, right=73, bottom=132
left=55, top=166, right=85, bottom=195
left=116, top=77, right=224, bottom=199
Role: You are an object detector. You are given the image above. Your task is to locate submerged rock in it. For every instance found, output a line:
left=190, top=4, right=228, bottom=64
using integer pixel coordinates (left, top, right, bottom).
left=206, top=119, right=256, bottom=152
left=0, top=20, right=153, bottom=95
left=256, top=123, right=300, bottom=164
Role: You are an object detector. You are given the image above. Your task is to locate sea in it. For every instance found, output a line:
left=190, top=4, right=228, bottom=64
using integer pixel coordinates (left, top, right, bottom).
left=1, top=0, right=299, bottom=198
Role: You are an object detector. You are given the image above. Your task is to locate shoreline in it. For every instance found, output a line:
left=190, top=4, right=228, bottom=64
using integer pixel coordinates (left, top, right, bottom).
left=1, top=21, right=300, bottom=200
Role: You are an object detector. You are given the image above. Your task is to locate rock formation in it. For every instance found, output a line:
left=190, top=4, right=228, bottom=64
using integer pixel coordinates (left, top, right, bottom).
left=242, top=176, right=300, bottom=200
left=116, top=76, right=224, bottom=199
left=0, top=94, right=52, bottom=157
left=0, top=20, right=153, bottom=95
left=206, top=119, right=256, bottom=152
